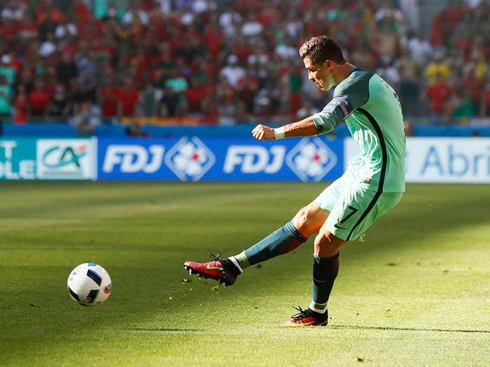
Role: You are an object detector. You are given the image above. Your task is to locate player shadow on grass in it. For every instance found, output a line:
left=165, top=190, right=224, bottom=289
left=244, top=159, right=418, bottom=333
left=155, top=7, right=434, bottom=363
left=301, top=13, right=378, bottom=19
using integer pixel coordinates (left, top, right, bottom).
left=329, top=325, right=490, bottom=334
left=126, top=328, right=204, bottom=332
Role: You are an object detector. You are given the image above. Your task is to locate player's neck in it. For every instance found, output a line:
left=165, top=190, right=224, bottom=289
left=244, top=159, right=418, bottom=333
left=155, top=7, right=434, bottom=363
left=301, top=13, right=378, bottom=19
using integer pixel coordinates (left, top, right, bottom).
left=335, top=63, right=356, bottom=85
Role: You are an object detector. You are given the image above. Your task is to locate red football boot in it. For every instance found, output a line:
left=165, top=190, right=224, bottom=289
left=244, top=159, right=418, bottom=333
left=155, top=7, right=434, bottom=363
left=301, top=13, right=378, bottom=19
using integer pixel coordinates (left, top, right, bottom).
left=282, top=307, right=329, bottom=327
left=183, top=253, right=240, bottom=286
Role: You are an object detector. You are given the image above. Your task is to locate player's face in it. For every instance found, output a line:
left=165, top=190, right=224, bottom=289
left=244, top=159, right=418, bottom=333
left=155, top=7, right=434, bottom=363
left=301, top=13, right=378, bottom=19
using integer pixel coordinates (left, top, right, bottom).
left=303, top=57, right=334, bottom=91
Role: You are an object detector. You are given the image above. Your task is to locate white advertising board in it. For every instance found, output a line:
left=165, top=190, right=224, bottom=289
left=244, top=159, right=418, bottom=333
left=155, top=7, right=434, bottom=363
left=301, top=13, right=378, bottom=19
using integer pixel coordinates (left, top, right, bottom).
left=36, top=139, right=96, bottom=180
left=344, top=137, right=490, bottom=183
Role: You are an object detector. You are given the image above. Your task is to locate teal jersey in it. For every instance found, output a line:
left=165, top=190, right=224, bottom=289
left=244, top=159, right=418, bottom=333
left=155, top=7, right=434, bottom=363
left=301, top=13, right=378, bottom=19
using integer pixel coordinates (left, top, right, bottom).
left=312, top=69, right=406, bottom=192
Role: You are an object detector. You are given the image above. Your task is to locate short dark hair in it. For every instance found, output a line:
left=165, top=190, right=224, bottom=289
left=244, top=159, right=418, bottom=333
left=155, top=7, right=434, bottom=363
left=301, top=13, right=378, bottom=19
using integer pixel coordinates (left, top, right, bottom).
left=299, top=36, right=346, bottom=65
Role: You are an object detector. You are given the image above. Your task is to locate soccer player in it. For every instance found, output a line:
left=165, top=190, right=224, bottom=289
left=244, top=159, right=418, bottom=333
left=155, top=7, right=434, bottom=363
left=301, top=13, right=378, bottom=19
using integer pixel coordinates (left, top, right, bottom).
left=184, top=36, right=406, bottom=327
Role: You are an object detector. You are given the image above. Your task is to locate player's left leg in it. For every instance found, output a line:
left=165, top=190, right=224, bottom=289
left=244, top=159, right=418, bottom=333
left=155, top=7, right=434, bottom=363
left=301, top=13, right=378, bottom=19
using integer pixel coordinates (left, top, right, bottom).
left=284, top=187, right=403, bottom=327
left=283, top=229, right=346, bottom=327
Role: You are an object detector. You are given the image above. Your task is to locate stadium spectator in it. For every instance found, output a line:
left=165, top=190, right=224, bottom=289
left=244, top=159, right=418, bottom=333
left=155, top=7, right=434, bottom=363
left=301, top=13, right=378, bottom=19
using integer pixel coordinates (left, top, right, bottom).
left=376, top=1, right=406, bottom=59
left=56, top=52, right=78, bottom=89
left=184, top=79, right=210, bottom=114
left=397, top=50, right=423, bottom=115
left=70, top=101, right=101, bottom=136
left=98, top=75, right=119, bottom=118
left=425, top=52, right=451, bottom=86
left=26, top=78, right=51, bottom=117
left=0, top=54, right=17, bottom=86
left=39, top=32, right=57, bottom=58
left=46, top=84, right=70, bottom=118
left=219, top=5, right=242, bottom=40
left=426, top=75, right=452, bottom=119
left=1, top=1, right=24, bottom=22
left=0, top=75, right=13, bottom=119
left=375, top=0, right=405, bottom=24
left=219, top=55, right=245, bottom=90
left=37, top=0, right=64, bottom=42
left=216, top=77, right=236, bottom=117
left=121, top=1, right=150, bottom=27
left=236, top=73, right=259, bottom=114
left=241, top=11, right=263, bottom=39
left=13, top=84, right=28, bottom=124
left=407, top=31, right=433, bottom=64
left=400, top=0, right=419, bottom=30
left=68, top=78, right=97, bottom=113
left=444, top=87, right=475, bottom=122
left=204, top=17, right=225, bottom=58
left=160, top=86, right=180, bottom=117
left=117, top=77, right=140, bottom=118
left=77, top=50, right=100, bottom=83
left=480, top=75, right=490, bottom=117
left=154, top=0, right=172, bottom=15
left=461, top=65, right=484, bottom=108
left=139, top=79, right=160, bottom=117
left=191, top=0, right=217, bottom=14
left=54, top=16, right=78, bottom=40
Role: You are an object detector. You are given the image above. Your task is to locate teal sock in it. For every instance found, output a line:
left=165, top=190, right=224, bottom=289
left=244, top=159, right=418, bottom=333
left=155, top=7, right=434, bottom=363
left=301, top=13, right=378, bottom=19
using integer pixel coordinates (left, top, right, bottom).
left=310, top=252, right=339, bottom=314
left=243, top=221, right=307, bottom=266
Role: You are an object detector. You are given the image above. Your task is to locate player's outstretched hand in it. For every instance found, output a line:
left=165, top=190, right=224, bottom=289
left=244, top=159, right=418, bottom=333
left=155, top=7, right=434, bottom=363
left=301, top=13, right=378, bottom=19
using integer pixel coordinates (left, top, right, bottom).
left=252, top=124, right=275, bottom=141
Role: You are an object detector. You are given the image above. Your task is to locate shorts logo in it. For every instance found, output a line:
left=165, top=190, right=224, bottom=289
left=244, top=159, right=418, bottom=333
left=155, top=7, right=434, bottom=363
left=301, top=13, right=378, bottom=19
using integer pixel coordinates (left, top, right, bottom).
left=286, top=138, right=337, bottom=182
left=165, top=137, right=215, bottom=181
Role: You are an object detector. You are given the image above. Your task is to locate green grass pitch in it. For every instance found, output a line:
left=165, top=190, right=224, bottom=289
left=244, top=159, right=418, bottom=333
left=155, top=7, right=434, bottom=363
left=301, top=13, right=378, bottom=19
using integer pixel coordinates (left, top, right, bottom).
left=0, top=181, right=489, bottom=366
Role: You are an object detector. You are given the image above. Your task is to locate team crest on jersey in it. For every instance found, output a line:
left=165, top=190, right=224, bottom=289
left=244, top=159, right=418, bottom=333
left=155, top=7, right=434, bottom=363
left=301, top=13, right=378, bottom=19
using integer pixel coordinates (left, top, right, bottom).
left=286, top=138, right=337, bottom=182
left=165, top=137, right=215, bottom=181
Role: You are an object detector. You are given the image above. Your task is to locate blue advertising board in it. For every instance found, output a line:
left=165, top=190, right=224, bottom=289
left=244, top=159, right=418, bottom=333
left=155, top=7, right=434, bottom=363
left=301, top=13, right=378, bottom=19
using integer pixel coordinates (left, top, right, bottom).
left=97, top=136, right=344, bottom=182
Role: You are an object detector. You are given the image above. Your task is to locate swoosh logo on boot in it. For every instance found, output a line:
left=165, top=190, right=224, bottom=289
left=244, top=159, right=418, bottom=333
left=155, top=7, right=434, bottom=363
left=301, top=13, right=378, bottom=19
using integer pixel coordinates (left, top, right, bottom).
left=206, top=265, right=223, bottom=270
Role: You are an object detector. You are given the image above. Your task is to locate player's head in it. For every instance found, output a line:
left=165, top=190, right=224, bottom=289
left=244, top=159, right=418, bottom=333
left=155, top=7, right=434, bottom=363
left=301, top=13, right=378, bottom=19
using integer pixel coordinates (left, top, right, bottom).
left=299, top=36, right=346, bottom=91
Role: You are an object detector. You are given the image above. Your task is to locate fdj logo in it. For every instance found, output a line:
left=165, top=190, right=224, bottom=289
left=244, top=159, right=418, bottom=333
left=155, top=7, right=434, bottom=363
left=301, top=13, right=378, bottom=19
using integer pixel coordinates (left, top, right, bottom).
left=286, top=138, right=337, bottom=182
left=103, top=145, right=165, bottom=173
left=224, top=146, right=285, bottom=174
left=42, top=146, right=86, bottom=168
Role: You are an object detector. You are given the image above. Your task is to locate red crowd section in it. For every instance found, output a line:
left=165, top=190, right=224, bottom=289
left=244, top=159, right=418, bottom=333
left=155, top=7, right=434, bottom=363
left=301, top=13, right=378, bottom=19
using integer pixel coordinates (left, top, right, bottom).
left=0, top=0, right=488, bottom=128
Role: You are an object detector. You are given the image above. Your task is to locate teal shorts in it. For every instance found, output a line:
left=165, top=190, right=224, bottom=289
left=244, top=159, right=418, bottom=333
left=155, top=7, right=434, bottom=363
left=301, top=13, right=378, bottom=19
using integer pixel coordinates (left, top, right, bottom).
left=314, top=172, right=403, bottom=241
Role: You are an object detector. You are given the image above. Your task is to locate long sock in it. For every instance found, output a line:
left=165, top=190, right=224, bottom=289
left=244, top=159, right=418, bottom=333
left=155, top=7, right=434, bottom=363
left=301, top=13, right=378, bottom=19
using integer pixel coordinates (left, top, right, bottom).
left=232, top=221, right=307, bottom=268
left=309, top=252, right=339, bottom=314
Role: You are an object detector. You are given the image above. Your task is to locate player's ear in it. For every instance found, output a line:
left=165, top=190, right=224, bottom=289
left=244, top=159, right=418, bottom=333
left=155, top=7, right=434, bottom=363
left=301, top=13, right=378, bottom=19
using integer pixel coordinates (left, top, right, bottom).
left=324, top=60, right=332, bottom=72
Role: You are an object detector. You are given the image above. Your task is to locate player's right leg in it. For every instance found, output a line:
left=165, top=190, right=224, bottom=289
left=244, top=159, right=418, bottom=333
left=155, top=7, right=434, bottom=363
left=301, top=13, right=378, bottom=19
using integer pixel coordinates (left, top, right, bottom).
left=183, top=202, right=329, bottom=286
left=183, top=172, right=353, bottom=286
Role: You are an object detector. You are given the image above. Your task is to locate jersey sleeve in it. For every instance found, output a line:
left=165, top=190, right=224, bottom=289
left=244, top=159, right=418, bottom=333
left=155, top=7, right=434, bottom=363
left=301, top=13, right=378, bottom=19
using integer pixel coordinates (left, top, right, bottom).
left=312, top=71, right=372, bottom=134
left=312, top=97, right=354, bottom=134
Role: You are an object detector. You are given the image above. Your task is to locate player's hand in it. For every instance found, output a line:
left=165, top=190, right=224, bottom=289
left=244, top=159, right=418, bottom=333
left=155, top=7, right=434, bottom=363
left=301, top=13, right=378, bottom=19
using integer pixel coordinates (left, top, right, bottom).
left=252, top=124, right=275, bottom=141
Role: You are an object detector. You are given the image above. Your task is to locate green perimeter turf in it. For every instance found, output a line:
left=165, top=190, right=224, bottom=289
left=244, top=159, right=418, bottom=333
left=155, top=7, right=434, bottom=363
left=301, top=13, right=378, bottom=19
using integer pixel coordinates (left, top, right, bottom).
left=0, top=181, right=489, bottom=367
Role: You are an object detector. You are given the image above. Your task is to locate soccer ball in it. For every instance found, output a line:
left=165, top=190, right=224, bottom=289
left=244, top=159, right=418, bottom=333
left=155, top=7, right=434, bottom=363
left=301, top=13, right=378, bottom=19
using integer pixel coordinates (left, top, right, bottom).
left=67, top=263, right=112, bottom=306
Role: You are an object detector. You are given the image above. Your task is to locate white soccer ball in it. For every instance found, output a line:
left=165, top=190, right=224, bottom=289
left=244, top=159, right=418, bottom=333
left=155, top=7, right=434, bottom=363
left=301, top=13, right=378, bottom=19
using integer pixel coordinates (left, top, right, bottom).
left=67, top=263, right=112, bottom=306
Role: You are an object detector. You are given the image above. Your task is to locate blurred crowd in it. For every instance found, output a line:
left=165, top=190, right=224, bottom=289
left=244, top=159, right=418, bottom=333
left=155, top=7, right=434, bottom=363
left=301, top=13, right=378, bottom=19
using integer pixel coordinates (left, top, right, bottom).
left=0, top=0, right=489, bottom=133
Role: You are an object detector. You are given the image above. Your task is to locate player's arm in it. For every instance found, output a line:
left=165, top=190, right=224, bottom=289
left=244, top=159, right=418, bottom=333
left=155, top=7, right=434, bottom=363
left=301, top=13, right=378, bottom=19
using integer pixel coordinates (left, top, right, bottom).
left=252, top=116, right=318, bottom=141
left=252, top=96, right=353, bottom=141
